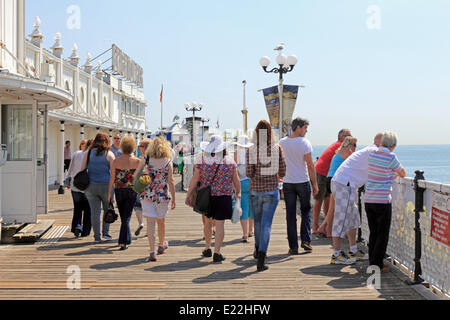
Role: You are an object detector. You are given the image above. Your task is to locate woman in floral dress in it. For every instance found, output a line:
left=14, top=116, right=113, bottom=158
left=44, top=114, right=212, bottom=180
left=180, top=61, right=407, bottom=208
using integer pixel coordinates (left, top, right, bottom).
left=108, top=137, right=141, bottom=250
left=135, top=138, right=176, bottom=262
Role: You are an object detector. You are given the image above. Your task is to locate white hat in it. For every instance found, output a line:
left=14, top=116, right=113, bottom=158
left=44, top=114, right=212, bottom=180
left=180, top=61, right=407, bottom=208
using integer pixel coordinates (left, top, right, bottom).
left=235, top=135, right=253, bottom=148
left=200, top=135, right=229, bottom=153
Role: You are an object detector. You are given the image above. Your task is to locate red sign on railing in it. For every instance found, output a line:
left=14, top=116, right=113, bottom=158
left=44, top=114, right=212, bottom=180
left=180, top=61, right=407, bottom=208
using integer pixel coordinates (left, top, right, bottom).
left=431, top=192, right=450, bottom=247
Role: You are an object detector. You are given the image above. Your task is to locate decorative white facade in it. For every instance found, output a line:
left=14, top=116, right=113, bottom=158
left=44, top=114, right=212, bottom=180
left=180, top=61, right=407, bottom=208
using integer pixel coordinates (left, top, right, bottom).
left=0, top=0, right=148, bottom=224
left=24, top=22, right=147, bottom=187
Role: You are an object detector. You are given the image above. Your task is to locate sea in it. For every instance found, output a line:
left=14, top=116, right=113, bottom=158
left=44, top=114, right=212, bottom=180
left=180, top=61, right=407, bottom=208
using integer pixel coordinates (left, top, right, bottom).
left=312, top=144, right=450, bottom=185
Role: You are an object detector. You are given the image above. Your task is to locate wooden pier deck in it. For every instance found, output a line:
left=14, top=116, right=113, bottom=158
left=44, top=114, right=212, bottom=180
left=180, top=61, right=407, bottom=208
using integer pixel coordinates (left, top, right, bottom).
left=0, top=177, right=430, bottom=300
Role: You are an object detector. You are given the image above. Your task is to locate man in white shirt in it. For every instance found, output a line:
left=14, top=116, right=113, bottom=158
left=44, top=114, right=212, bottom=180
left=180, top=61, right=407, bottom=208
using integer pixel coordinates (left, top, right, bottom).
left=329, top=133, right=383, bottom=265
left=279, top=118, right=319, bottom=254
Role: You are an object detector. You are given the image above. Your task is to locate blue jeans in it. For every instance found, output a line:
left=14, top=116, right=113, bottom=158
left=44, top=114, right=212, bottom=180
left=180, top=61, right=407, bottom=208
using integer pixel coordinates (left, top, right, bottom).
left=283, top=182, right=312, bottom=250
left=115, top=188, right=138, bottom=245
left=249, top=189, right=280, bottom=253
left=85, top=182, right=111, bottom=241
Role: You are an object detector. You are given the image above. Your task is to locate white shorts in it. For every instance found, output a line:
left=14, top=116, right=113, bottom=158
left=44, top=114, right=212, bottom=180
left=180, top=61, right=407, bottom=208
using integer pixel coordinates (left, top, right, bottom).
left=142, top=200, right=169, bottom=219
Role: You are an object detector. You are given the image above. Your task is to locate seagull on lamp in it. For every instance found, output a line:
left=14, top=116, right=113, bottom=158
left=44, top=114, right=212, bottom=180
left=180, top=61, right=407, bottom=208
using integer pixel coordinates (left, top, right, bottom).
left=274, top=43, right=285, bottom=52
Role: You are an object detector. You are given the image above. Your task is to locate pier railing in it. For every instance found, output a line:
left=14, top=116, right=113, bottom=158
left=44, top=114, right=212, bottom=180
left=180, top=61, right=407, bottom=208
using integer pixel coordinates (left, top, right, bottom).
left=360, top=171, right=450, bottom=298
left=183, top=156, right=449, bottom=297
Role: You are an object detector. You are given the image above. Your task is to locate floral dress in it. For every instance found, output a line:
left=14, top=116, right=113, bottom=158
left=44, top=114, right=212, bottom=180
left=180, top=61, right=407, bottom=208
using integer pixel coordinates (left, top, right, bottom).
left=141, top=159, right=171, bottom=217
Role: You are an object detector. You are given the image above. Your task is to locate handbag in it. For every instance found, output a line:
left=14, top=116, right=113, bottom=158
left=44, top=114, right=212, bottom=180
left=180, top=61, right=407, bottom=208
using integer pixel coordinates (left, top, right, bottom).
left=103, top=202, right=118, bottom=224
left=187, top=181, right=200, bottom=209
left=73, top=150, right=91, bottom=191
left=231, top=196, right=242, bottom=224
left=133, top=157, right=151, bottom=194
left=194, top=160, right=222, bottom=217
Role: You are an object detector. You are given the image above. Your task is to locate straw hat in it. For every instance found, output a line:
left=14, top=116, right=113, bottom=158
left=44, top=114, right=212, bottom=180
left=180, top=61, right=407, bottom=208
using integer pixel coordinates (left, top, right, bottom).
left=200, top=135, right=230, bottom=153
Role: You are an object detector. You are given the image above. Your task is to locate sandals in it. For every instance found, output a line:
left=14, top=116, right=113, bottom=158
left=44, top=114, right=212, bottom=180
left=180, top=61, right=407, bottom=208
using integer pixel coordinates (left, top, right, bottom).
left=241, top=235, right=248, bottom=243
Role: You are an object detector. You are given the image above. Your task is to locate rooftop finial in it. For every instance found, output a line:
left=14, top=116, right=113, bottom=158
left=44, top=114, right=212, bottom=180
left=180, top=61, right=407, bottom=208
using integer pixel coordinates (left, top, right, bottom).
left=96, top=60, right=105, bottom=79
left=51, top=31, right=64, bottom=58
left=29, top=16, right=44, bottom=47
left=69, top=43, right=80, bottom=66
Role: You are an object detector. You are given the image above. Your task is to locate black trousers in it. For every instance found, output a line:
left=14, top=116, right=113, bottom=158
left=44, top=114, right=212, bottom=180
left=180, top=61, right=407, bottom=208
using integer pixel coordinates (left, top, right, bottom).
left=115, top=188, right=137, bottom=245
left=365, top=203, right=392, bottom=269
left=71, top=191, right=92, bottom=236
left=64, top=159, right=71, bottom=172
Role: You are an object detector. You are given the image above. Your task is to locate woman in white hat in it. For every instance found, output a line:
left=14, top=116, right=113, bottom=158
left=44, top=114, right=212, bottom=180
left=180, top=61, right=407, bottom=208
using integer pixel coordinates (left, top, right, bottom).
left=234, top=135, right=254, bottom=243
left=186, top=135, right=241, bottom=263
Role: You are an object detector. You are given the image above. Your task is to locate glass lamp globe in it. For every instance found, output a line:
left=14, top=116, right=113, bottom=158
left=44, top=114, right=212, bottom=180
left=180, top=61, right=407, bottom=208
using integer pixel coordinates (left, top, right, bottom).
left=287, top=55, right=298, bottom=66
left=276, top=54, right=287, bottom=66
left=259, top=56, right=271, bottom=68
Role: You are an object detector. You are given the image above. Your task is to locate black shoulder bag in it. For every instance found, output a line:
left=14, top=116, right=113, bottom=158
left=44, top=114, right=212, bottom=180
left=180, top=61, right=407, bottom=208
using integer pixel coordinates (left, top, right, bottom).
left=104, top=201, right=118, bottom=224
left=194, top=160, right=222, bottom=218
left=73, top=150, right=91, bottom=191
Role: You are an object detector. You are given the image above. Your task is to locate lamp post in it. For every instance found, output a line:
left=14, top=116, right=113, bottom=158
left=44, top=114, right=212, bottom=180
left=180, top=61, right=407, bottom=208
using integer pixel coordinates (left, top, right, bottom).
left=201, top=117, right=210, bottom=142
left=241, top=80, right=248, bottom=135
left=259, top=45, right=298, bottom=141
left=185, top=102, right=203, bottom=154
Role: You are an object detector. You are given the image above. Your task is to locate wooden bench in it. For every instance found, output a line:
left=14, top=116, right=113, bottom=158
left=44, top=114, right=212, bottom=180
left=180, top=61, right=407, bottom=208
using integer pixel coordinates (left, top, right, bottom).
left=12, top=220, right=55, bottom=243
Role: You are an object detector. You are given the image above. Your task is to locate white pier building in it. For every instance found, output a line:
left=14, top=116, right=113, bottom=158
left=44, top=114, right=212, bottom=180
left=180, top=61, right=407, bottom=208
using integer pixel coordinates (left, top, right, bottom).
left=0, top=0, right=148, bottom=225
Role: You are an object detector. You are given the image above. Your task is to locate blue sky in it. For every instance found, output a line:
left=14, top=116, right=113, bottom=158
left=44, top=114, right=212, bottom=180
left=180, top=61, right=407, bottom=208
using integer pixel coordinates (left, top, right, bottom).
left=27, top=0, right=450, bottom=145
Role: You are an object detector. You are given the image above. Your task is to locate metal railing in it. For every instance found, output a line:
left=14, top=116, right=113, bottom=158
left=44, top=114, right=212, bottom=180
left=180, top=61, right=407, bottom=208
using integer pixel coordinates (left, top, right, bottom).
left=359, top=171, right=449, bottom=297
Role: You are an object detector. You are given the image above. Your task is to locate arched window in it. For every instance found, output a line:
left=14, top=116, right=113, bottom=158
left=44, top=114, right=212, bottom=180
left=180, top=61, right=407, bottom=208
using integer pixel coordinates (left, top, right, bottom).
left=80, top=86, right=85, bottom=106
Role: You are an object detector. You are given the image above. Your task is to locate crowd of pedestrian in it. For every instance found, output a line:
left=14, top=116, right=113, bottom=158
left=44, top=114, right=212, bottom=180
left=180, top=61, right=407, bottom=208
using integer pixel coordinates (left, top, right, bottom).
left=64, top=118, right=405, bottom=273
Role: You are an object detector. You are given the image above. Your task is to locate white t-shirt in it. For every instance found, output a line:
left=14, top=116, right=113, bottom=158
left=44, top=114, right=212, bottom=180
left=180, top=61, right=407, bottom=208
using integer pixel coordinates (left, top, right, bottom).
left=332, top=145, right=378, bottom=188
left=279, top=137, right=313, bottom=184
left=236, top=147, right=249, bottom=181
left=67, top=150, right=86, bottom=192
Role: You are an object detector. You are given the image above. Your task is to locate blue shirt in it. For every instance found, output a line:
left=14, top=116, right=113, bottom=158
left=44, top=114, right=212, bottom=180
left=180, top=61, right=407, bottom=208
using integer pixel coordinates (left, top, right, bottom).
left=111, top=145, right=123, bottom=158
left=88, top=149, right=111, bottom=183
left=327, top=153, right=346, bottom=178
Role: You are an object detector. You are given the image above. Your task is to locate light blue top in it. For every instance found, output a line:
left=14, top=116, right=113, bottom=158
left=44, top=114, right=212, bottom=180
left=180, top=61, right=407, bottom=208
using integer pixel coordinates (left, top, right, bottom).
left=88, top=149, right=111, bottom=183
left=327, top=153, right=346, bottom=178
left=111, top=145, right=123, bottom=158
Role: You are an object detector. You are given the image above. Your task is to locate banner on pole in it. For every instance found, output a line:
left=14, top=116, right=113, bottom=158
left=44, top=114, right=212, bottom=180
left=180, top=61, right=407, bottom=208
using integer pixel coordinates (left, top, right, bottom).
left=262, top=86, right=280, bottom=129
left=282, top=85, right=300, bottom=137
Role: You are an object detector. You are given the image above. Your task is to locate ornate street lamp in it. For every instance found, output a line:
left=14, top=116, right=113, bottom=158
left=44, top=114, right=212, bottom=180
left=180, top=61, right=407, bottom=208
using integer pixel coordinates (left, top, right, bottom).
left=260, top=45, right=298, bottom=140
left=185, top=102, right=203, bottom=154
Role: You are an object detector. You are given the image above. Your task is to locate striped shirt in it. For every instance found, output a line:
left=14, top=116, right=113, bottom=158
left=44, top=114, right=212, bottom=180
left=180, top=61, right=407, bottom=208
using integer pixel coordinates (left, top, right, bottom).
left=365, top=147, right=403, bottom=204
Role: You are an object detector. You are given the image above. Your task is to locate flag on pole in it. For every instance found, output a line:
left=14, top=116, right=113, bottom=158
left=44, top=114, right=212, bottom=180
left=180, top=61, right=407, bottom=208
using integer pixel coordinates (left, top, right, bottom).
left=216, top=117, right=220, bottom=129
left=160, top=85, right=163, bottom=103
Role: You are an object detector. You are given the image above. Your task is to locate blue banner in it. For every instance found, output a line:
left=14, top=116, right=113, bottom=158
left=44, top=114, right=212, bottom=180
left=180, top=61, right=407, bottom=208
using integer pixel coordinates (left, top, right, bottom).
left=282, top=85, right=300, bottom=137
left=262, top=86, right=280, bottom=129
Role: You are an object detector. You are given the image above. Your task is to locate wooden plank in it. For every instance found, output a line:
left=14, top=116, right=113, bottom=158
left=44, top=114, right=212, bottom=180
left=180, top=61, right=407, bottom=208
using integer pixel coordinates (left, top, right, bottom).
left=0, top=176, right=435, bottom=300
left=13, top=220, right=55, bottom=243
